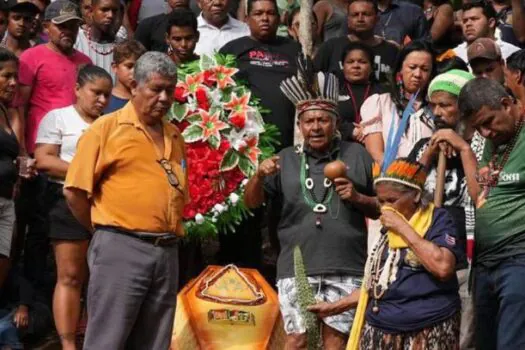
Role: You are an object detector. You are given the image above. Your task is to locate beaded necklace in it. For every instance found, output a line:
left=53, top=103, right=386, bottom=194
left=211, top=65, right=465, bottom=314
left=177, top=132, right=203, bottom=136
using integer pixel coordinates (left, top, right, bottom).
left=299, top=152, right=337, bottom=228
left=485, top=115, right=524, bottom=190
left=85, top=28, right=115, bottom=56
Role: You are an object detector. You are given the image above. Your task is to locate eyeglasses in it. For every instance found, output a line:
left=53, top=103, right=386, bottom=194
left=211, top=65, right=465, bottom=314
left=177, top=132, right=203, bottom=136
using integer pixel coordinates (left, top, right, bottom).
left=157, top=158, right=182, bottom=190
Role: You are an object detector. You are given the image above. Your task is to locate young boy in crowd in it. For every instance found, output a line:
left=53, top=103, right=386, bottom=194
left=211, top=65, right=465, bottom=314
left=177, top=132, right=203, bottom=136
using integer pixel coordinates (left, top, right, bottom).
left=104, top=39, right=146, bottom=114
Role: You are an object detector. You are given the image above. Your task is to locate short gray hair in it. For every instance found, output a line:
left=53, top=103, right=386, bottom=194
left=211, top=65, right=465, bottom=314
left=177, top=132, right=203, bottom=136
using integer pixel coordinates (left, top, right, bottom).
left=458, top=78, right=510, bottom=120
left=133, top=52, right=177, bottom=85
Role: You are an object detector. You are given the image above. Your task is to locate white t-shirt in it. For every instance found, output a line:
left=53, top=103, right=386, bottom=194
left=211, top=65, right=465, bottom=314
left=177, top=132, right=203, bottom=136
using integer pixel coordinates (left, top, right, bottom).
left=195, top=15, right=250, bottom=56
left=74, top=28, right=119, bottom=81
left=36, top=106, right=90, bottom=184
left=453, top=37, right=521, bottom=64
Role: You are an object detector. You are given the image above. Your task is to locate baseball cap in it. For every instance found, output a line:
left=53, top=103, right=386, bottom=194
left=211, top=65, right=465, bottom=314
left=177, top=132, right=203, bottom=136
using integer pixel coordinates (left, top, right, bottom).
left=44, top=0, right=82, bottom=24
left=467, top=38, right=502, bottom=63
left=0, top=0, right=40, bottom=13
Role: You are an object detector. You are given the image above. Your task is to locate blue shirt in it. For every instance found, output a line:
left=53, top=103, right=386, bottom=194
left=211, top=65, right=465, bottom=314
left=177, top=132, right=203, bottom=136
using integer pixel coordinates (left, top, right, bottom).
left=365, top=208, right=462, bottom=333
left=375, top=0, right=428, bottom=45
left=104, top=95, right=128, bottom=115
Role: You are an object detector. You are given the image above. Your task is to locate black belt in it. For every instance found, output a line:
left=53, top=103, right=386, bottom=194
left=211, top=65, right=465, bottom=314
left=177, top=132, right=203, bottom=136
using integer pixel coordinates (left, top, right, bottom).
left=96, top=225, right=180, bottom=247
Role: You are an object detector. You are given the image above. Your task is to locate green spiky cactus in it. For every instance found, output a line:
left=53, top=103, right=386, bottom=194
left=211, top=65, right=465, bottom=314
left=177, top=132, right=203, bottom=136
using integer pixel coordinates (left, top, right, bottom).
left=294, top=246, right=321, bottom=349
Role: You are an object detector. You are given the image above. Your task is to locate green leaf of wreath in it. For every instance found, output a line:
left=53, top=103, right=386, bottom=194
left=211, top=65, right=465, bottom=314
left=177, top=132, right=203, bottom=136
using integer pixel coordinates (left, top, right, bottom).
left=168, top=103, right=188, bottom=122
left=208, top=135, right=220, bottom=149
left=182, top=124, right=204, bottom=142
left=220, top=149, right=240, bottom=172
left=238, top=155, right=256, bottom=177
left=199, top=55, right=217, bottom=71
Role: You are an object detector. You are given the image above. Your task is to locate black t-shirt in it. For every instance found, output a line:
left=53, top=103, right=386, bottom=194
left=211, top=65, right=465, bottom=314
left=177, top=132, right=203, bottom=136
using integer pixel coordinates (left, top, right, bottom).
left=338, top=81, right=384, bottom=141
left=135, top=13, right=170, bottom=52
left=220, top=36, right=300, bottom=150
left=314, top=36, right=399, bottom=83
left=264, top=140, right=374, bottom=279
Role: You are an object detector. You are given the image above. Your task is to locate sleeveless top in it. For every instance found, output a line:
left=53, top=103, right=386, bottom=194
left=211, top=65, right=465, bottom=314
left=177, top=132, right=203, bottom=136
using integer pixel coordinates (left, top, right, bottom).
left=0, top=105, right=19, bottom=198
left=324, top=2, right=347, bottom=41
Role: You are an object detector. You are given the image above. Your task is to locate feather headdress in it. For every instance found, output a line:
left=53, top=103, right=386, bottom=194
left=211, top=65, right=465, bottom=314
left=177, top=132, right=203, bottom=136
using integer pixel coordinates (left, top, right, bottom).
left=373, top=158, right=427, bottom=192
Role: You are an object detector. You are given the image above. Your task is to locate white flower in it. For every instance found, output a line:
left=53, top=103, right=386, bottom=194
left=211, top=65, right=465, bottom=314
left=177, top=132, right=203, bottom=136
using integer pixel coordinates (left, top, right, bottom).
left=211, top=217, right=218, bottom=223
left=195, top=213, right=205, bottom=224
left=229, top=193, right=240, bottom=205
left=241, top=179, right=249, bottom=186
left=214, top=204, right=225, bottom=213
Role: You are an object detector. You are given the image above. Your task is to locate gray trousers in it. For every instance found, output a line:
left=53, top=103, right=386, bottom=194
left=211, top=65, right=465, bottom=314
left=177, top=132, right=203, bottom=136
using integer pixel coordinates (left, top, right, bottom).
left=83, top=230, right=179, bottom=350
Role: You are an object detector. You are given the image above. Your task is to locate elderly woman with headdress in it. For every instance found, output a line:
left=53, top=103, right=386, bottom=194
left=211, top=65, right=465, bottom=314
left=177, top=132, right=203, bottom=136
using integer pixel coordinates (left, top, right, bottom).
left=244, top=60, right=380, bottom=349
left=308, top=158, right=463, bottom=350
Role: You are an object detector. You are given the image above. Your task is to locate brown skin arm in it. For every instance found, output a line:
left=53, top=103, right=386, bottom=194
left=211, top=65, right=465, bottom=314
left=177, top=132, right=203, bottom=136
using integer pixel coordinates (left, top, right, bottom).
left=512, top=0, right=525, bottom=43
left=237, top=1, right=246, bottom=22
left=313, top=1, right=331, bottom=40
left=34, top=144, right=69, bottom=179
left=430, top=5, right=454, bottom=42
left=364, top=133, right=385, bottom=166
left=430, top=129, right=481, bottom=204
left=244, top=156, right=280, bottom=208
left=17, top=84, right=32, bottom=155
left=244, top=175, right=266, bottom=208
left=307, top=289, right=360, bottom=318
left=334, top=177, right=380, bottom=219
left=63, top=187, right=93, bottom=232
left=380, top=209, right=456, bottom=281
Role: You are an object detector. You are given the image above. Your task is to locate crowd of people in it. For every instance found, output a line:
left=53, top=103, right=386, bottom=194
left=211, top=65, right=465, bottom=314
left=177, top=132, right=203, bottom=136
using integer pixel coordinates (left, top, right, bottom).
left=0, top=0, right=525, bottom=349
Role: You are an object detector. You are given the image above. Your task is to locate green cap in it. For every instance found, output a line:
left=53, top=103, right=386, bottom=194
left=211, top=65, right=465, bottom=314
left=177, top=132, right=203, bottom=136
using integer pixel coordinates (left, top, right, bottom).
left=428, top=69, right=475, bottom=98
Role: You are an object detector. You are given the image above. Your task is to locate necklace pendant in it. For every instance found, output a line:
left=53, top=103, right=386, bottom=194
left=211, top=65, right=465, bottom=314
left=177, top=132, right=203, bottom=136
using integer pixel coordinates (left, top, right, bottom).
left=313, top=204, right=327, bottom=213
left=305, top=178, right=314, bottom=190
left=315, top=216, right=322, bottom=228
left=372, top=305, right=379, bottom=313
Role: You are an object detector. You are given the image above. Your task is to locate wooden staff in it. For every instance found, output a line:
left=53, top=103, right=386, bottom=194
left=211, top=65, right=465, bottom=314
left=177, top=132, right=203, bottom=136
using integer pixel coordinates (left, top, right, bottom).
left=434, top=151, right=447, bottom=207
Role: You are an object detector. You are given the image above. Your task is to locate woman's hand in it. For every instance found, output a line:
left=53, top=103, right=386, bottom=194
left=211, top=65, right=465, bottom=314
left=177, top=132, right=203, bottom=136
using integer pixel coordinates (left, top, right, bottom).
left=307, top=290, right=360, bottom=318
left=352, top=123, right=366, bottom=144
left=380, top=207, right=411, bottom=236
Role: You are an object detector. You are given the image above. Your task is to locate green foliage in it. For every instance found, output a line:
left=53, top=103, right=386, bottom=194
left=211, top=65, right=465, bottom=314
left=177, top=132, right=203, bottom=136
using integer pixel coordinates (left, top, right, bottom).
left=294, top=246, right=321, bottom=350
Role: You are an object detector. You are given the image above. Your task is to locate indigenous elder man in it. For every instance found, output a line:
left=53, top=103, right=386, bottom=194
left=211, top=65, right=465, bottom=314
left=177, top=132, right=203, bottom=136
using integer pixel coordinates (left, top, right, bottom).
left=409, top=69, right=479, bottom=350
left=452, top=78, right=525, bottom=350
left=64, top=52, right=188, bottom=350
left=244, top=67, right=379, bottom=349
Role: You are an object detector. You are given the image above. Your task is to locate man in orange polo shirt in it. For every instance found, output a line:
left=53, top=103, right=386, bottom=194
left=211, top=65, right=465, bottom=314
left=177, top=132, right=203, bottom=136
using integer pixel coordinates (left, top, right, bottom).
left=64, top=51, right=188, bottom=349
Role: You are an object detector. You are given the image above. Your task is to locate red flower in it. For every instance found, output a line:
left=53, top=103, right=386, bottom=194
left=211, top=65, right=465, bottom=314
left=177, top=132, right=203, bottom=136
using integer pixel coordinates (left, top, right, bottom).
left=195, top=88, right=210, bottom=111
left=174, top=86, right=187, bottom=103
left=203, top=70, right=214, bottom=87
left=229, top=113, right=246, bottom=129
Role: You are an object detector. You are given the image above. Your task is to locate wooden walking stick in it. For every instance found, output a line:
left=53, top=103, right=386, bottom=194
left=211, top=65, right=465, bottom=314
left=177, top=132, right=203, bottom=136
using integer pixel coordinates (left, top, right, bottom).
left=434, top=150, right=447, bottom=207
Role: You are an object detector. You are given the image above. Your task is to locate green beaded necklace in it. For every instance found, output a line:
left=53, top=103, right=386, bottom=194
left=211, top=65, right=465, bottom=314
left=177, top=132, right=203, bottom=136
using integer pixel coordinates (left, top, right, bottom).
left=299, top=153, right=335, bottom=227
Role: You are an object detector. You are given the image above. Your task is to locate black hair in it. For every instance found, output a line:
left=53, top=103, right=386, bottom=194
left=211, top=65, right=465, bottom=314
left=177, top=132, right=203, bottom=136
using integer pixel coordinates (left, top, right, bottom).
left=0, top=48, right=18, bottom=67
left=166, top=9, right=198, bottom=35
left=436, top=56, right=469, bottom=75
left=348, top=0, right=379, bottom=13
left=390, top=40, right=436, bottom=109
left=458, top=77, right=510, bottom=119
left=286, top=7, right=318, bottom=28
left=77, top=64, right=112, bottom=87
left=506, top=49, right=525, bottom=80
left=91, top=0, right=121, bottom=7
left=429, top=0, right=450, bottom=6
left=462, top=0, right=496, bottom=20
left=340, top=42, right=375, bottom=67
left=247, top=0, right=278, bottom=15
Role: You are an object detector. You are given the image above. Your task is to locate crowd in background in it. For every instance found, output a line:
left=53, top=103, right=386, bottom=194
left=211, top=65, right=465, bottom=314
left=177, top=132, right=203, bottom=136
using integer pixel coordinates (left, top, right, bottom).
left=0, top=0, right=525, bottom=348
